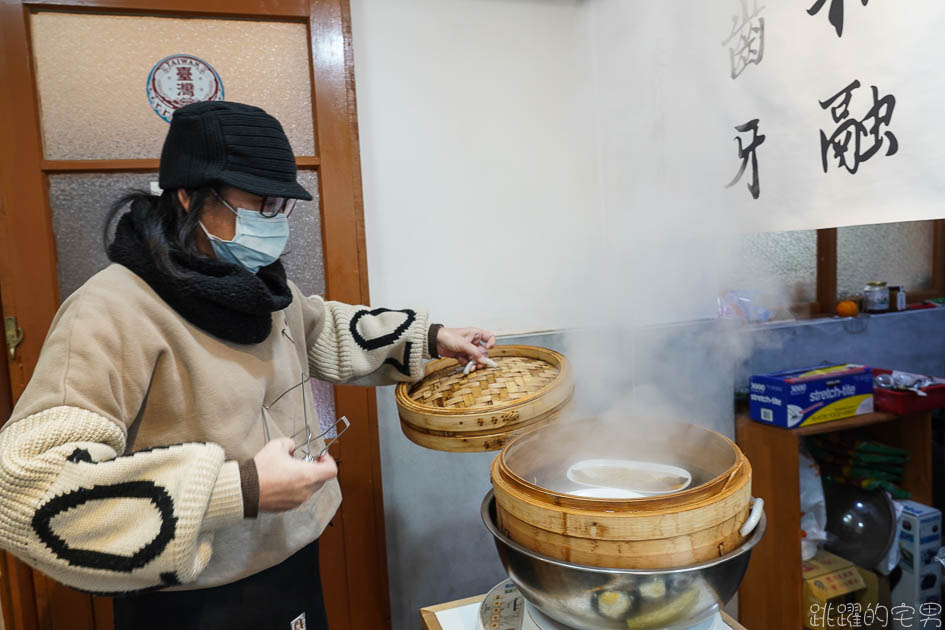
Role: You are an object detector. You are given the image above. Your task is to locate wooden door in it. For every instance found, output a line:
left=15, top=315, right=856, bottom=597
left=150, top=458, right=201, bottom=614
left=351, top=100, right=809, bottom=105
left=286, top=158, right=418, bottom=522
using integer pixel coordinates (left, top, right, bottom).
left=0, top=1, right=390, bottom=629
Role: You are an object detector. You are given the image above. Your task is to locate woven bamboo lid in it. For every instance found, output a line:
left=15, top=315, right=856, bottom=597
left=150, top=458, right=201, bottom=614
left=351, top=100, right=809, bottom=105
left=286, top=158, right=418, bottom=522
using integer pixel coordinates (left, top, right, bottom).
left=395, top=345, right=573, bottom=452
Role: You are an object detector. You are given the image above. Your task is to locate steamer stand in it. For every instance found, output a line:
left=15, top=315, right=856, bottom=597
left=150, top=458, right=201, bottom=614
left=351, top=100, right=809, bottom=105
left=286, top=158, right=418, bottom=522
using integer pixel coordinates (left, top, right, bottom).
left=475, top=580, right=731, bottom=630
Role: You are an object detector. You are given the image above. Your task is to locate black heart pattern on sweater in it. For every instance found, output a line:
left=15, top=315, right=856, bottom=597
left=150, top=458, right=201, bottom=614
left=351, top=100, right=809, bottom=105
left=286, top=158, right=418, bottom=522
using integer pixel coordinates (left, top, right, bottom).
left=349, top=308, right=416, bottom=351
left=383, top=341, right=413, bottom=377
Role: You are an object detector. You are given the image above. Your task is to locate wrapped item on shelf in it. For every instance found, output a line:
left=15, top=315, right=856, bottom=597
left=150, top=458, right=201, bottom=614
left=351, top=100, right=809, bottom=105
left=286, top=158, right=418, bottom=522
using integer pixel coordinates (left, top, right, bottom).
left=806, top=436, right=911, bottom=499
left=800, top=450, right=828, bottom=561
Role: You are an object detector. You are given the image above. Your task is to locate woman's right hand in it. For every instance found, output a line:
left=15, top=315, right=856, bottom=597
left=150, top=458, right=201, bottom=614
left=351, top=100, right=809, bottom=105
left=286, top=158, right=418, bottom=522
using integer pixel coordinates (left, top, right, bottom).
left=253, top=438, right=338, bottom=513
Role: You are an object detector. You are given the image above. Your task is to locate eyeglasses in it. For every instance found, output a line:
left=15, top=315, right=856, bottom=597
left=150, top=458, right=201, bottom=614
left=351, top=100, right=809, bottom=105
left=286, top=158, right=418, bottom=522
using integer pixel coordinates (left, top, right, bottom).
left=261, top=373, right=349, bottom=462
left=212, top=188, right=298, bottom=219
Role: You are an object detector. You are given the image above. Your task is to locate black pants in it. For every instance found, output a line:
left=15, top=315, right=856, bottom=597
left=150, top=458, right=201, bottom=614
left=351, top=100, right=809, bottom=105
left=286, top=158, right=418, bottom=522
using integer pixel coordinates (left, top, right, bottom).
left=113, top=540, right=328, bottom=630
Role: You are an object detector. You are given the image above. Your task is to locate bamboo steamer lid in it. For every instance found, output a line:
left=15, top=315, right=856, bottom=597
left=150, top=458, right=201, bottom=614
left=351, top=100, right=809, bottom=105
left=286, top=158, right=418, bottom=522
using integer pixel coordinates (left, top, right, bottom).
left=398, top=399, right=575, bottom=453
left=395, top=345, right=573, bottom=452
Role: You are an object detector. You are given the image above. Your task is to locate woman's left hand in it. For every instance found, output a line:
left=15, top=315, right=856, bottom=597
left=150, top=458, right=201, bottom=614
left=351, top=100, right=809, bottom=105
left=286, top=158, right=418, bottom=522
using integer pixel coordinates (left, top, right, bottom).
left=436, top=327, right=496, bottom=371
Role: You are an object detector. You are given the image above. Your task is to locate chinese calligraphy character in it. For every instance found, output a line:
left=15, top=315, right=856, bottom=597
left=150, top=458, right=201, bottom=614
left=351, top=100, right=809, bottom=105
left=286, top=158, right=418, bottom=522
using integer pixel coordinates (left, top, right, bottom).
left=176, top=67, right=193, bottom=81
left=819, top=80, right=898, bottom=174
left=836, top=602, right=849, bottom=627
left=865, top=603, right=889, bottom=627
left=725, top=119, right=765, bottom=199
left=809, top=603, right=826, bottom=628
left=822, top=79, right=859, bottom=124
left=807, top=0, right=870, bottom=38
left=863, top=604, right=889, bottom=628
left=178, top=82, right=195, bottom=98
left=722, top=0, right=765, bottom=79
left=893, top=603, right=916, bottom=628
left=844, top=602, right=863, bottom=627
left=920, top=603, right=943, bottom=628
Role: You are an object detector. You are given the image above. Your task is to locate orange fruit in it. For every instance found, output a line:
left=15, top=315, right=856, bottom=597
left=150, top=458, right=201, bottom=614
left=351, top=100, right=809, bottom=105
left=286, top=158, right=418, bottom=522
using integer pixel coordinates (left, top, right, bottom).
left=836, top=300, right=858, bottom=317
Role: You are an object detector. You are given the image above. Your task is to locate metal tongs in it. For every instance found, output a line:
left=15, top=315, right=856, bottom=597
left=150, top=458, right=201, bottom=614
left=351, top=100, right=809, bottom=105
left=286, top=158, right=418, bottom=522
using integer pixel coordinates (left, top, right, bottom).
left=295, top=416, right=350, bottom=462
left=874, top=370, right=939, bottom=397
left=462, top=340, right=499, bottom=376
left=262, top=372, right=351, bottom=461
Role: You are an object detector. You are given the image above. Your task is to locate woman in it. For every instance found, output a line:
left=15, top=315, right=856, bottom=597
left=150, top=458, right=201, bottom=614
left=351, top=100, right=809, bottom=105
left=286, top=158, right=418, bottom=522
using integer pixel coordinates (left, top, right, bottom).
left=0, top=101, right=495, bottom=629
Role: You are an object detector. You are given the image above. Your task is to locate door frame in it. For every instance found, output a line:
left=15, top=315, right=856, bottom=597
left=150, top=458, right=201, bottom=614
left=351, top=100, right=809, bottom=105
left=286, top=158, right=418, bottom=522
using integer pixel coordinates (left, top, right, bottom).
left=0, top=1, right=389, bottom=628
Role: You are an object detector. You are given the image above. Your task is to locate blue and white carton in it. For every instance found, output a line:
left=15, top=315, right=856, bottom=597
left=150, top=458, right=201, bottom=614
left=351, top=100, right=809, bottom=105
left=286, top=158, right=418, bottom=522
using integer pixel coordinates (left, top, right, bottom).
left=892, top=501, right=941, bottom=630
left=748, top=364, right=874, bottom=429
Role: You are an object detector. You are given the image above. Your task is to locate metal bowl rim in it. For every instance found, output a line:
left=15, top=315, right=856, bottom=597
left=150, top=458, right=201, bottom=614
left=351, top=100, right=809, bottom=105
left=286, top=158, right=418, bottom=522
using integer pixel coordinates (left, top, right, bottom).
left=481, top=489, right=767, bottom=576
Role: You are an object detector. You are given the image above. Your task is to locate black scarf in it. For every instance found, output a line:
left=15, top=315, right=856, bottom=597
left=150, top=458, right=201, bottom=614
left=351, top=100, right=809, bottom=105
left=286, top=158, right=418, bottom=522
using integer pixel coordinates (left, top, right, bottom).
left=107, top=207, right=293, bottom=344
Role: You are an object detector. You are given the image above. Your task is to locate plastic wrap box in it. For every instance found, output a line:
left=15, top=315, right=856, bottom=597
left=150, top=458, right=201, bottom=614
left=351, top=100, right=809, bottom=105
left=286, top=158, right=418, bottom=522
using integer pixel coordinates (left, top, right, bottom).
left=749, top=364, right=874, bottom=429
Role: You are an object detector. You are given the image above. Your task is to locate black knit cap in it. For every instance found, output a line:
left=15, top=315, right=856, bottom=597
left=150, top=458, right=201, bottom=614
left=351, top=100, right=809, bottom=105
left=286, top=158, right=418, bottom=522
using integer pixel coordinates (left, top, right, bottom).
left=158, top=101, right=313, bottom=201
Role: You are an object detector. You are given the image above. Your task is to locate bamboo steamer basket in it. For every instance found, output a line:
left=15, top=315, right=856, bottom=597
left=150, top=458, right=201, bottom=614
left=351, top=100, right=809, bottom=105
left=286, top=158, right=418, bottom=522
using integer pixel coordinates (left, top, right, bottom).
left=490, top=418, right=753, bottom=569
left=395, top=345, right=573, bottom=452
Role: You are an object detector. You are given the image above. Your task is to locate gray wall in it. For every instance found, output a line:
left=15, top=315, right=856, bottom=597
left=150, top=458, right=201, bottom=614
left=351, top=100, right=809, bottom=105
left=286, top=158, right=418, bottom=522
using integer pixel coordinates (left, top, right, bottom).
left=377, top=309, right=945, bottom=629
left=741, top=308, right=945, bottom=383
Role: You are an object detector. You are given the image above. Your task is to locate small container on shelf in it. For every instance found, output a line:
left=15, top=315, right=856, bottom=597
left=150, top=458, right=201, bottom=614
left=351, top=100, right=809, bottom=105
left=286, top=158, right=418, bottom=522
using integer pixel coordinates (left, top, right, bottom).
left=864, top=281, right=890, bottom=313
left=888, top=285, right=907, bottom=311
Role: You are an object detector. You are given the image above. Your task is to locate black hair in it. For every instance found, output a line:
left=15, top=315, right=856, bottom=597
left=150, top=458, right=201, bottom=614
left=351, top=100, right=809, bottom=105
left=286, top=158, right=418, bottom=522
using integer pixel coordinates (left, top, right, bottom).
left=103, top=187, right=215, bottom=278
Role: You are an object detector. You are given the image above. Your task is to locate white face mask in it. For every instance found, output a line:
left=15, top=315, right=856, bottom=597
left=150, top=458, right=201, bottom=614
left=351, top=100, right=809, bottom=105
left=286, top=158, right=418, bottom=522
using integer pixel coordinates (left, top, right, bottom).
left=200, top=190, right=292, bottom=273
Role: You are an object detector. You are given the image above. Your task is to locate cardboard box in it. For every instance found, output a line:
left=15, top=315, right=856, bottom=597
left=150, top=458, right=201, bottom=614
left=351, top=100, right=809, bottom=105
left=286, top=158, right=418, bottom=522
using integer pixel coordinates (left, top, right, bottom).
left=749, top=364, right=874, bottom=428
left=891, top=501, right=942, bottom=630
left=803, top=551, right=879, bottom=629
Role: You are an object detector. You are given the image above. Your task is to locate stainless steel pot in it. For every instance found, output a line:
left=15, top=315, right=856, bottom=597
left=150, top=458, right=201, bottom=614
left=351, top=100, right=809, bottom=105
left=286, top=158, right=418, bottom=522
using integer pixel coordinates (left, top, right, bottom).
left=482, top=491, right=766, bottom=630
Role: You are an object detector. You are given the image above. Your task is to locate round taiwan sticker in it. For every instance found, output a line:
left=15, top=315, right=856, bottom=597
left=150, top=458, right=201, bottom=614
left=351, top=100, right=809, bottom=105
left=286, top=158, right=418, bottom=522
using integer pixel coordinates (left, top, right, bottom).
left=146, top=54, right=224, bottom=122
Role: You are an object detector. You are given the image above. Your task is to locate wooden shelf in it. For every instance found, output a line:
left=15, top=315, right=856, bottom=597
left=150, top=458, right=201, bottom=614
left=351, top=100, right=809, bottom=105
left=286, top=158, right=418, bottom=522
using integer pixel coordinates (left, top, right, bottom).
left=735, top=411, right=934, bottom=630
left=792, top=411, right=899, bottom=436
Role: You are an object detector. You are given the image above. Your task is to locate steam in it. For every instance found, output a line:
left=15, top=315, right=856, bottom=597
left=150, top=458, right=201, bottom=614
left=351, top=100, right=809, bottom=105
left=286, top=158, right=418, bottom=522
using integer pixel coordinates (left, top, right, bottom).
left=542, top=211, right=794, bottom=437
left=507, top=2, right=809, bottom=438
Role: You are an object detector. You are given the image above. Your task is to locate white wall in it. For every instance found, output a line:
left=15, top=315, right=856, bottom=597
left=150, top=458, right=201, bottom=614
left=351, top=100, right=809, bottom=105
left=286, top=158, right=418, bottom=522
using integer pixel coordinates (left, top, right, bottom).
left=351, top=0, right=601, bottom=335
left=350, top=4, right=602, bottom=626
left=354, top=0, right=945, bottom=334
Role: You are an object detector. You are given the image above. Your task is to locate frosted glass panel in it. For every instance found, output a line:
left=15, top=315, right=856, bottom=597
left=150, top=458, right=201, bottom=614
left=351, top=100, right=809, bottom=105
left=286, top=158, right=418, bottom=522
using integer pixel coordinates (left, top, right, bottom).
left=49, top=172, right=156, bottom=302
left=283, top=171, right=326, bottom=297
left=838, top=221, right=933, bottom=299
left=31, top=12, right=315, bottom=159
left=49, top=171, right=324, bottom=300
left=731, top=230, right=817, bottom=304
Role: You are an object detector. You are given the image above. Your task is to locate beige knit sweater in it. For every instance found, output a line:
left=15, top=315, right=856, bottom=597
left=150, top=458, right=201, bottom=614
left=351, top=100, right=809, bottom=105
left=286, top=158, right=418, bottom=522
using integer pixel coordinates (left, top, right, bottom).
left=0, top=264, right=428, bottom=594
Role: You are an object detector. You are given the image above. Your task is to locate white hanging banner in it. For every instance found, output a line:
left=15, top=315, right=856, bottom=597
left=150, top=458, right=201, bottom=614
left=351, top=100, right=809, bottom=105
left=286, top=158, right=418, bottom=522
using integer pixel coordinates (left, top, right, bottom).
left=591, top=1, right=945, bottom=233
